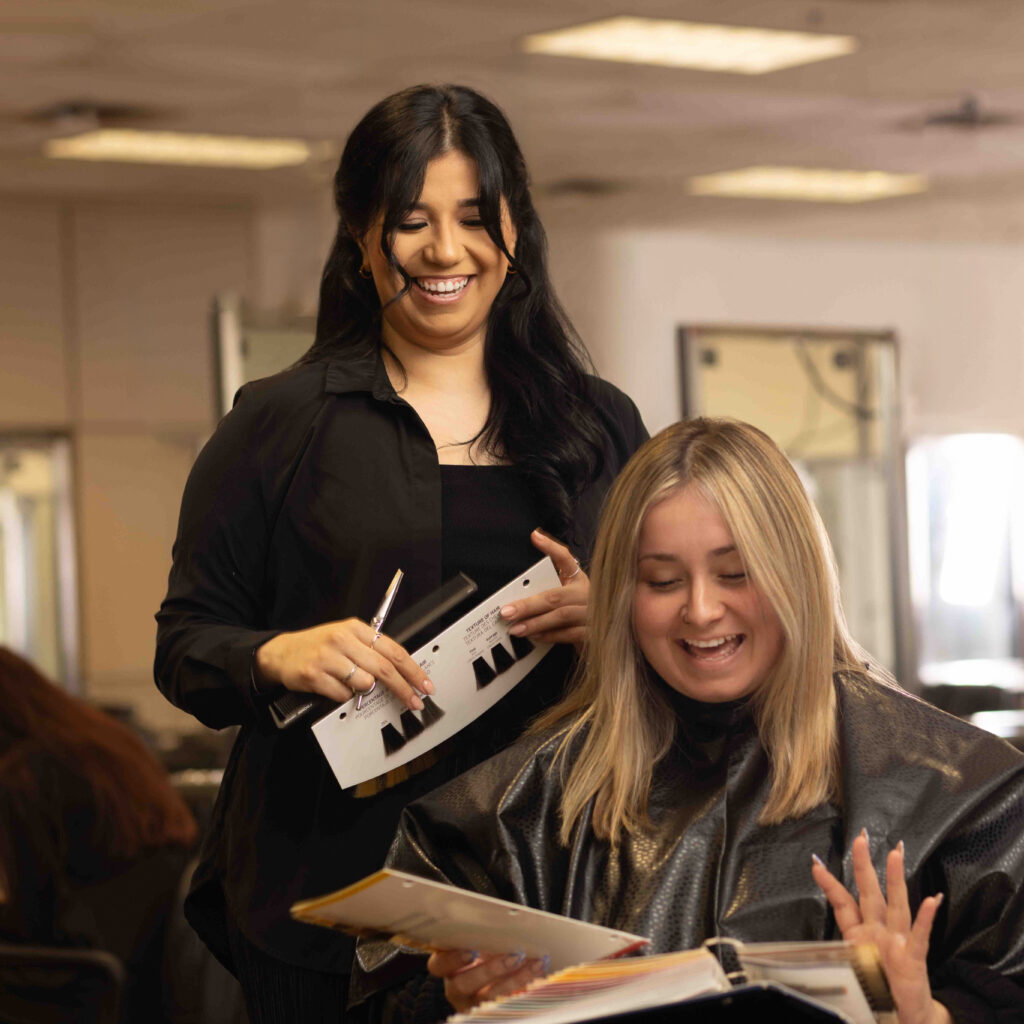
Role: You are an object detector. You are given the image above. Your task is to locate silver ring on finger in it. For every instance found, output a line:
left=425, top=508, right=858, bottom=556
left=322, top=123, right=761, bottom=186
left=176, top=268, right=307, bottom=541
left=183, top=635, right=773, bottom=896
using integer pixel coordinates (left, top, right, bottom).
left=355, top=678, right=377, bottom=711
left=342, top=662, right=358, bottom=684
left=558, top=558, right=581, bottom=581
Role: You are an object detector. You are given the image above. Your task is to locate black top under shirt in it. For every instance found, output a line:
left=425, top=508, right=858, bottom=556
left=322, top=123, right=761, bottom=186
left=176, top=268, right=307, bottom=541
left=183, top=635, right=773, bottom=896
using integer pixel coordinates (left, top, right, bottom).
left=436, top=464, right=572, bottom=778
left=440, top=464, right=541, bottom=599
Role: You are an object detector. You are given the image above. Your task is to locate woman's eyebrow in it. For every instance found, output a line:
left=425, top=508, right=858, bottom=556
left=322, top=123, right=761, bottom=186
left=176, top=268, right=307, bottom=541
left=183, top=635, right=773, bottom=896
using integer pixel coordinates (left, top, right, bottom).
left=637, top=545, right=737, bottom=562
left=407, top=196, right=482, bottom=212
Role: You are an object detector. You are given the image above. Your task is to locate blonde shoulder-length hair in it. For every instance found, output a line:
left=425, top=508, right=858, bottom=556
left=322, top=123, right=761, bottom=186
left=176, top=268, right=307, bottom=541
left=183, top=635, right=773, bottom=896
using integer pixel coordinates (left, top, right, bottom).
left=536, top=417, right=882, bottom=844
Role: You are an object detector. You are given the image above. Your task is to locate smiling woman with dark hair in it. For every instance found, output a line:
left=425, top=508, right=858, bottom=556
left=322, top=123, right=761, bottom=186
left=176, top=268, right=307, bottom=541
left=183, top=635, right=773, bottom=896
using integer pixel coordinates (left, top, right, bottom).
left=308, top=83, right=614, bottom=535
left=155, top=84, right=647, bottom=1022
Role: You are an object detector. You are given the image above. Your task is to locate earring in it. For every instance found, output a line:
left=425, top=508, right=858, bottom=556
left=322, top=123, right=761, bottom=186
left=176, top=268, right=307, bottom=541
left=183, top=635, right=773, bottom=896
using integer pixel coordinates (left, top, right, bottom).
left=506, top=266, right=517, bottom=276
left=359, top=264, right=372, bottom=279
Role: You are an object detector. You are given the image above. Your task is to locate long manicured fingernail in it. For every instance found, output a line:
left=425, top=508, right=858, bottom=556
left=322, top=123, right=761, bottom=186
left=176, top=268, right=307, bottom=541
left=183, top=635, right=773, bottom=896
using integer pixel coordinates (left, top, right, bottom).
left=504, top=951, right=526, bottom=970
left=898, top=839, right=905, bottom=856
left=811, top=852, right=825, bottom=868
left=421, top=677, right=434, bottom=694
left=934, top=892, right=945, bottom=908
left=510, top=623, right=526, bottom=636
left=860, top=827, right=869, bottom=844
left=409, top=695, right=424, bottom=711
left=500, top=605, right=516, bottom=620
left=461, top=950, right=479, bottom=964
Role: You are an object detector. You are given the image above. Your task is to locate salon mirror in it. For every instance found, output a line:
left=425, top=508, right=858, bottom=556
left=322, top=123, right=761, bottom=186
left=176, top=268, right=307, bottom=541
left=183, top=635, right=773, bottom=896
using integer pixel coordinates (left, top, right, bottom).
left=679, top=325, right=912, bottom=686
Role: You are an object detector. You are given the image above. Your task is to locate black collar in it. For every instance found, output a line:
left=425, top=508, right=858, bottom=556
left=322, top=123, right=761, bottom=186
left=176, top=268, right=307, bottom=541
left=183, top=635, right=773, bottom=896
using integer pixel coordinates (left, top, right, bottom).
left=323, top=348, right=397, bottom=403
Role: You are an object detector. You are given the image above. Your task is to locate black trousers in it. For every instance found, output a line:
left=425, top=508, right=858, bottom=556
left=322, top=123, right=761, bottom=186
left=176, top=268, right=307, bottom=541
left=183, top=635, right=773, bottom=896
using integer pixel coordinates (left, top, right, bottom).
left=225, top=913, right=349, bottom=1024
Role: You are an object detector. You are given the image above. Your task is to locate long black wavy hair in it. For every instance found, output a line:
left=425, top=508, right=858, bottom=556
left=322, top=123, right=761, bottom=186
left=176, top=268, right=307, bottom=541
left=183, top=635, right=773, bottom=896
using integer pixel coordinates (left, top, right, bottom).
left=304, top=83, right=607, bottom=536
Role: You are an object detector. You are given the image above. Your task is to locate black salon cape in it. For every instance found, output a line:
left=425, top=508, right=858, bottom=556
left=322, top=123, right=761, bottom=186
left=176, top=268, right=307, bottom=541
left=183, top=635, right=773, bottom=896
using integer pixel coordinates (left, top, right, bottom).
left=353, top=674, right=1024, bottom=1023
left=154, top=350, right=647, bottom=974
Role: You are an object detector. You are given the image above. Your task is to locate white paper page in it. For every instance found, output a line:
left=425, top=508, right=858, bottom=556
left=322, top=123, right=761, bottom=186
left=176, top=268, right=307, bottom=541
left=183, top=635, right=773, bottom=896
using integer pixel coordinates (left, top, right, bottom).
left=313, top=558, right=560, bottom=789
left=291, top=869, right=647, bottom=971
left=740, top=958, right=871, bottom=1024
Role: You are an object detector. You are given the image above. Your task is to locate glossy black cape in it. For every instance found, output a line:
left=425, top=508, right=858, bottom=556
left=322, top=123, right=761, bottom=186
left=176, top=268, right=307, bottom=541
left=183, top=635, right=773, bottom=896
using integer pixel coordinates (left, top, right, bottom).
left=354, top=675, right=1024, bottom=1019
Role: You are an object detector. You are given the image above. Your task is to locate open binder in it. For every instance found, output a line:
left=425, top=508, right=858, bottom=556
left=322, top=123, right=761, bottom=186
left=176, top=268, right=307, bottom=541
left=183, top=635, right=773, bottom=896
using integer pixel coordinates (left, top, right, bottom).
left=447, top=942, right=893, bottom=1024
left=292, top=870, right=894, bottom=1024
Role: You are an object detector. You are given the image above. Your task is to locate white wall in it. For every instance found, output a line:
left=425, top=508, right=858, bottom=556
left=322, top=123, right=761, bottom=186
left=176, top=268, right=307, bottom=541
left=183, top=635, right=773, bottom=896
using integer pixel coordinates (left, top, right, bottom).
left=549, top=227, right=1024, bottom=440
left=0, top=195, right=252, bottom=732
left=6, top=193, right=1024, bottom=730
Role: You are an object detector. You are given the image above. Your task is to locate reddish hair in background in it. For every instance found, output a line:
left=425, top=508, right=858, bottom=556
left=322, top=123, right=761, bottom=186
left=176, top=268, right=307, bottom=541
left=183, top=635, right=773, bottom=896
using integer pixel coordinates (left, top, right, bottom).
left=0, top=646, right=197, bottom=859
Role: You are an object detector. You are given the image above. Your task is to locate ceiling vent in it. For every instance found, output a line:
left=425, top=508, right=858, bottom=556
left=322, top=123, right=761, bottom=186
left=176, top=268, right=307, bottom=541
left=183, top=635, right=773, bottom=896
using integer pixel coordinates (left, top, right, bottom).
left=537, top=177, right=629, bottom=197
left=900, top=94, right=1021, bottom=131
left=0, top=100, right=165, bottom=149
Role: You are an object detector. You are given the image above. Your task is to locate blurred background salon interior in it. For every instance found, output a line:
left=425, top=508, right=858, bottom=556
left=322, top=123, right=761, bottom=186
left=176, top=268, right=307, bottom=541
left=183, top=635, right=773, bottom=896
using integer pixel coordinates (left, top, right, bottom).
left=1, top=1, right=1024, bottom=1020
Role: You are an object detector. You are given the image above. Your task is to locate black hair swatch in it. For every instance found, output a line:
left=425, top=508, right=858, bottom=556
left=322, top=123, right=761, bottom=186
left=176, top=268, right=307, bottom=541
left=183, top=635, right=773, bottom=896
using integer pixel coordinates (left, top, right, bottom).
left=419, top=696, right=446, bottom=727
left=510, top=634, right=535, bottom=660
left=472, top=656, right=497, bottom=689
left=491, top=642, right=516, bottom=674
left=381, top=722, right=406, bottom=756
left=400, top=709, right=425, bottom=741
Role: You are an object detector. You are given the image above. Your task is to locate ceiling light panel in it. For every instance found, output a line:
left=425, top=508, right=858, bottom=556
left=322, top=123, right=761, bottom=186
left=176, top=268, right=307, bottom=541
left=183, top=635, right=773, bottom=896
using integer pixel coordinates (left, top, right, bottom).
left=523, top=16, right=857, bottom=75
left=45, top=130, right=311, bottom=169
left=689, top=167, right=929, bottom=203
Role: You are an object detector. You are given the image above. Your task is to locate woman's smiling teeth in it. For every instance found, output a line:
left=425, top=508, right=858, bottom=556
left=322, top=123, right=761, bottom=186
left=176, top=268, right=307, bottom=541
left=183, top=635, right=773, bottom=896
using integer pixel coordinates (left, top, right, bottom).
left=416, top=276, right=469, bottom=295
left=679, top=634, right=744, bottom=661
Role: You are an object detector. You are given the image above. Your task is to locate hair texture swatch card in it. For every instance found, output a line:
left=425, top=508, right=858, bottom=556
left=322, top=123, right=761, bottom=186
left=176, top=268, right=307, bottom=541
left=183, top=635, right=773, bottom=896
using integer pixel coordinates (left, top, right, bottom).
left=312, top=558, right=559, bottom=790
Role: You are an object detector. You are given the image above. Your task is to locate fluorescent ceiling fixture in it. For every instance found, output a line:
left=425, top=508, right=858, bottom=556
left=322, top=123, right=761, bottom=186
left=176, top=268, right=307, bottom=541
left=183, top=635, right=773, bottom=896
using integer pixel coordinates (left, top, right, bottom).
left=45, top=129, right=311, bottom=168
left=522, top=16, right=857, bottom=74
left=689, top=167, right=928, bottom=203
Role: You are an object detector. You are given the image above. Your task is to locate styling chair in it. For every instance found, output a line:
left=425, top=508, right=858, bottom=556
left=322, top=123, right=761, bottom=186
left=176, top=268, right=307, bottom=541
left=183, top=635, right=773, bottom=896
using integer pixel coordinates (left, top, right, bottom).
left=0, top=942, right=124, bottom=1024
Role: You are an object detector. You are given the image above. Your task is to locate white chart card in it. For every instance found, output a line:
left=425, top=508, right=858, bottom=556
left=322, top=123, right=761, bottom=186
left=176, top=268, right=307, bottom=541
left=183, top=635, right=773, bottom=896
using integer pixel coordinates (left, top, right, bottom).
left=313, top=557, right=560, bottom=789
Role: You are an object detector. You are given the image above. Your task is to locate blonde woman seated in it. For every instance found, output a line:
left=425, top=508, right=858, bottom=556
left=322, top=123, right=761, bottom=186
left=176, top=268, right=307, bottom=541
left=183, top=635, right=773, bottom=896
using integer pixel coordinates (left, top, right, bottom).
left=353, top=419, right=1024, bottom=1024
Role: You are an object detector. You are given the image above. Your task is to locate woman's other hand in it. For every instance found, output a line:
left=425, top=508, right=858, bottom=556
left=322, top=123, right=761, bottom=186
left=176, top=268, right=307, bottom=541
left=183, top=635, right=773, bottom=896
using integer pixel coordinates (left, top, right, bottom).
left=499, top=530, right=590, bottom=646
left=812, top=831, right=951, bottom=1024
left=255, top=620, right=432, bottom=711
left=427, top=949, right=547, bottom=1013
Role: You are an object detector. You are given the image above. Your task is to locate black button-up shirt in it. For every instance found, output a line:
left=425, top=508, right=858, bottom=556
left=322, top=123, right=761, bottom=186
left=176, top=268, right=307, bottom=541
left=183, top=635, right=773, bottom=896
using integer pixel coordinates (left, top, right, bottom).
left=154, top=350, right=648, bottom=972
